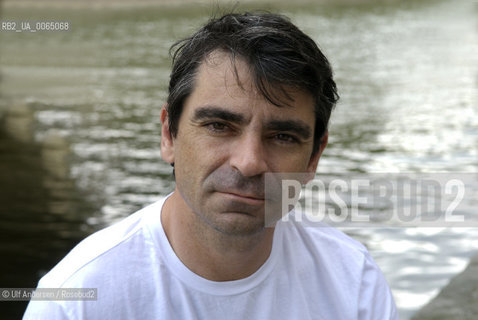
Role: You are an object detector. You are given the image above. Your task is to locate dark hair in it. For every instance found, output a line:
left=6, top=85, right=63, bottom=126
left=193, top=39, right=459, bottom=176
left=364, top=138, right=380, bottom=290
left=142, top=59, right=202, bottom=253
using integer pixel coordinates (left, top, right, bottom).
left=167, top=12, right=339, bottom=155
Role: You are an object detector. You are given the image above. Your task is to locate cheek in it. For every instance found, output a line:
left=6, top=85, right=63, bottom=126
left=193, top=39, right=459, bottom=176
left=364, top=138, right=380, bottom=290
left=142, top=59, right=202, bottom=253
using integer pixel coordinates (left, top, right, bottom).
left=280, top=159, right=310, bottom=173
left=267, top=147, right=314, bottom=172
left=174, top=130, right=229, bottom=177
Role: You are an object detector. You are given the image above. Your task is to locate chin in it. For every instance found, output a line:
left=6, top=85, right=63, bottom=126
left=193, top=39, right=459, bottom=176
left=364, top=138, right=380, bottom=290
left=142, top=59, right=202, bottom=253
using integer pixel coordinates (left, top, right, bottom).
left=211, top=213, right=266, bottom=237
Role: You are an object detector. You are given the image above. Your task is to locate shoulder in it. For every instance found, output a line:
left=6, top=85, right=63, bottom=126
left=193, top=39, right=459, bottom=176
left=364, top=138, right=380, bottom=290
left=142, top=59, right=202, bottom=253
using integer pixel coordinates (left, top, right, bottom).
left=38, top=199, right=165, bottom=288
left=277, top=212, right=398, bottom=319
left=278, top=211, right=387, bottom=291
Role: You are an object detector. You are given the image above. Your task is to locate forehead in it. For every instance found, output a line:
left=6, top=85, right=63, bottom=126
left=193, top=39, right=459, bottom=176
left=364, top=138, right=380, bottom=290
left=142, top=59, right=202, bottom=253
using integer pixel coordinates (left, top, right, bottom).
left=199, top=51, right=258, bottom=98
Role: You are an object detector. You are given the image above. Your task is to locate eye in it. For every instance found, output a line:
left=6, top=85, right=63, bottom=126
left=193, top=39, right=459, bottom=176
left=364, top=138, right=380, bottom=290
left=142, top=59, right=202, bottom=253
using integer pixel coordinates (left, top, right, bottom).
left=274, top=133, right=299, bottom=144
left=205, top=122, right=229, bottom=133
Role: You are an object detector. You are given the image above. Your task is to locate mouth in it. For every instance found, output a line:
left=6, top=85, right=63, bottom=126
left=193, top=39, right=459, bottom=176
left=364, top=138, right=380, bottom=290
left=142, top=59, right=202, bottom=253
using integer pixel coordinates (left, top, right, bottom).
left=218, top=191, right=265, bottom=205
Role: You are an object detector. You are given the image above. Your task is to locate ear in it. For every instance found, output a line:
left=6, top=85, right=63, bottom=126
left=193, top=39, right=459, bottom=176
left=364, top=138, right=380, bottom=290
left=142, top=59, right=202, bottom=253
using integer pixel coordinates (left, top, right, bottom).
left=304, top=131, right=328, bottom=183
left=160, top=105, right=175, bottom=164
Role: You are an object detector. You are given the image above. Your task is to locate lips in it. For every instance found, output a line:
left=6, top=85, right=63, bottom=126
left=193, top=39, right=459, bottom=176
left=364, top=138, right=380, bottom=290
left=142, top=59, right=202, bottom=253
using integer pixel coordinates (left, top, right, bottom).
left=220, top=190, right=264, bottom=199
left=226, top=192, right=264, bottom=201
left=217, top=191, right=265, bottom=205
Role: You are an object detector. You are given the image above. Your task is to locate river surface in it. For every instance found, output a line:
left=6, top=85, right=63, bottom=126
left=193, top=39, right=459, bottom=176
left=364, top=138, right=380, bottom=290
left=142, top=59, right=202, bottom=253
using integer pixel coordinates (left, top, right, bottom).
left=0, top=0, right=477, bottom=319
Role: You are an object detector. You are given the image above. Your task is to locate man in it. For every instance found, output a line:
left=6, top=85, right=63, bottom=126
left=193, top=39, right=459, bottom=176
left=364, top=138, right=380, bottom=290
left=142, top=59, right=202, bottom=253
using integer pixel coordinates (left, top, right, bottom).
left=24, top=12, right=398, bottom=319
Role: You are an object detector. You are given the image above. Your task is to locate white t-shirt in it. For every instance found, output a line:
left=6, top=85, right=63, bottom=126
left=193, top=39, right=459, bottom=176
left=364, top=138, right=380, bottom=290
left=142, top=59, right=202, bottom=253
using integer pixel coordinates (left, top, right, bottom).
left=24, top=196, right=398, bottom=320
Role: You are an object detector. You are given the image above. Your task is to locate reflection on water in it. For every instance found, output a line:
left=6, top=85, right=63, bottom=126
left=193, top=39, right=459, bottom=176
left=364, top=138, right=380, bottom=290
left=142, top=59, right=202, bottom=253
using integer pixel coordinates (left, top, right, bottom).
left=0, top=0, right=477, bottom=319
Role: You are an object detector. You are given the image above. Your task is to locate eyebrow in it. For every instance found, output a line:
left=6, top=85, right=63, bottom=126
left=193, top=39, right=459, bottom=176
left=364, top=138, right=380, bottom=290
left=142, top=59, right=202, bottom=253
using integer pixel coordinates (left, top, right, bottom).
left=192, top=106, right=247, bottom=125
left=266, top=120, right=312, bottom=140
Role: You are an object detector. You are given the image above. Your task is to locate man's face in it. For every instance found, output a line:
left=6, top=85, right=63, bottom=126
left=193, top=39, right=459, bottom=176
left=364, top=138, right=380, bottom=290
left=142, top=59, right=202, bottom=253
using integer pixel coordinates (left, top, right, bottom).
left=161, top=51, right=325, bottom=236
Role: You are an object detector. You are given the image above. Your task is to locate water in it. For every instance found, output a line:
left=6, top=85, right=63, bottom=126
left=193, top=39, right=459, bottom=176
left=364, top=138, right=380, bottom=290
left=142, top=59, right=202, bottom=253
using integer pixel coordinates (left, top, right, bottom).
left=0, top=0, right=477, bottom=319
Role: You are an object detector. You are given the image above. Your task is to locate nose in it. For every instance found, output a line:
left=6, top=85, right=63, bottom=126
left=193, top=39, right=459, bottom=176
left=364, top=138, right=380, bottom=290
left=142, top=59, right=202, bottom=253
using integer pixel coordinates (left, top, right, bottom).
left=229, top=133, right=268, bottom=177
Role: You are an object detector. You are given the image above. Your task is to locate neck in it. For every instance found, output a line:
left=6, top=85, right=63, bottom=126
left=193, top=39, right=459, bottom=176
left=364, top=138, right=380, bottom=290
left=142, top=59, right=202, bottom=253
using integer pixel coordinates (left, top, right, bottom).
left=161, top=191, right=275, bottom=281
